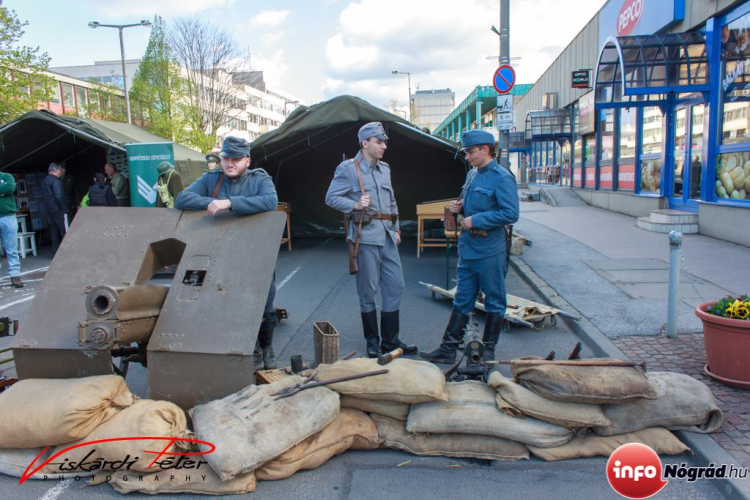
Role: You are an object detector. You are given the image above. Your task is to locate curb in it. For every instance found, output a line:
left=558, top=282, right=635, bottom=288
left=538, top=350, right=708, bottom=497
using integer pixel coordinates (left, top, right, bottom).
left=510, top=255, right=750, bottom=500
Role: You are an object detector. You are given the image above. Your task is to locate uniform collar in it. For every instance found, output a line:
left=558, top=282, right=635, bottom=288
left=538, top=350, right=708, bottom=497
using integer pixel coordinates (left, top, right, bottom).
left=355, top=150, right=380, bottom=172
left=477, top=159, right=496, bottom=174
left=226, top=169, right=249, bottom=183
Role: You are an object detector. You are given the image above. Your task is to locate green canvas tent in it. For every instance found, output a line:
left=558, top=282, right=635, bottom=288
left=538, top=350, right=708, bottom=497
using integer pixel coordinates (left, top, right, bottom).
left=250, top=95, right=467, bottom=237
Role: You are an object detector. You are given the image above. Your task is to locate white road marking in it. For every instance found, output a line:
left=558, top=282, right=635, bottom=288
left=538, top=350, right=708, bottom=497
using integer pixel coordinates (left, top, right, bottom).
left=0, top=294, right=35, bottom=310
left=277, top=267, right=301, bottom=290
left=0, top=266, right=49, bottom=281
left=38, top=480, right=72, bottom=500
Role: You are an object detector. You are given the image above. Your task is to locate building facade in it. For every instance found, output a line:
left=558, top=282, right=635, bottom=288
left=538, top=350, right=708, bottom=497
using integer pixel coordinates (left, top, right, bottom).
left=412, top=88, right=455, bottom=133
left=50, top=60, right=142, bottom=92
left=515, top=0, right=750, bottom=247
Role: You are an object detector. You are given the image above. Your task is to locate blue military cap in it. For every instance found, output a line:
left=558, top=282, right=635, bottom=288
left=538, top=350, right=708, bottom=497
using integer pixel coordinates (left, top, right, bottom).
left=358, top=122, right=389, bottom=143
left=461, top=130, right=495, bottom=150
left=220, top=136, right=250, bottom=158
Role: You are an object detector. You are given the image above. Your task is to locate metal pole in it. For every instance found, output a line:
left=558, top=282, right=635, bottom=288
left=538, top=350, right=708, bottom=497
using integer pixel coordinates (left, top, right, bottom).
left=498, top=0, right=510, bottom=169
left=118, top=27, right=132, bottom=124
left=667, top=231, right=683, bottom=338
left=407, top=72, right=412, bottom=122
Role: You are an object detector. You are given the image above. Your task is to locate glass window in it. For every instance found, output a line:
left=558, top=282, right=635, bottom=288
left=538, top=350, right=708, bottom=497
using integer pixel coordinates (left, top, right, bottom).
left=641, top=106, right=663, bottom=155
left=76, top=87, right=87, bottom=116
left=640, top=160, right=662, bottom=193
left=721, top=11, right=750, bottom=145
left=619, top=108, right=636, bottom=159
left=689, top=105, right=705, bottom=200
left=584, top=135, right=596, bottom=167
left=62, top=83, right=74, bottom=107
left=49, top=82, right=61, bottom=104
left=715, top=152, right=750, bottom=201
left=599, top=109, right=614, bottom=164
left=574, top=138, right=582, bottom=167
left=562, top=142, right=571, bottom=187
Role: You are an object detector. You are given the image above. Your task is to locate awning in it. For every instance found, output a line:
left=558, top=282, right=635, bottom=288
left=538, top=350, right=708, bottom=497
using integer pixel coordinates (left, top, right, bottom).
left=524, top=109, right=572, bottom=141
left=508, top=132, right=528, bottom=151
left=596, top=33, right=709, bottom=104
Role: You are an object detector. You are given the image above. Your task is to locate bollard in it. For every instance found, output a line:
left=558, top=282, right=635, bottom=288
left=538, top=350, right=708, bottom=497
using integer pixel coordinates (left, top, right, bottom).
left=667, top=231, right=683, bottom=339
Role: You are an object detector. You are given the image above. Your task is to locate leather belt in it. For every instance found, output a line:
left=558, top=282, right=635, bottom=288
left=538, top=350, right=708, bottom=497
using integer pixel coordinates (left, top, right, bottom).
left=372, top=213, right=393, bottom=220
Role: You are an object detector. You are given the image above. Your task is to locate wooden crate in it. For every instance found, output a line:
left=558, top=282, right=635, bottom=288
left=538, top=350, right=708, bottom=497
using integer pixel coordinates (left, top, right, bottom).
left=256, top=369, right=289, bottom=385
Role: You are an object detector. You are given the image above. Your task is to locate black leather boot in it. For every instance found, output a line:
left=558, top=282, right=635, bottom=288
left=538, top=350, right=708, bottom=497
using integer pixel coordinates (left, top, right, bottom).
left=259, top=329, right=277, bottom=369
left=361, top=310, right=380, bottom=358
left=482, top=313, right=504, bottom=362
left=253, top=337, right=263, bottom=370
left=380, top=310, right=417, bottom=355
left=419, top=309, right=469, bottom=364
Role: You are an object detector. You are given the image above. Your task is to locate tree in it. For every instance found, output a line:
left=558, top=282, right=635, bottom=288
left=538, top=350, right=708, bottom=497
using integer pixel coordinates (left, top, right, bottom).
left=0, top=6, right=53, bottom=124
left=167, top=17, right=250, bottom=152
left=130, top=16, right=190, bottom=143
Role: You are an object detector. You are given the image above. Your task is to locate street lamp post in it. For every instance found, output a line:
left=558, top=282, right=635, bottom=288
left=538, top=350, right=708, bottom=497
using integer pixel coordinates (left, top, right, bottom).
left=88, top=20, right=152, bottom=124
left=391, top=70, right=411, bottom=122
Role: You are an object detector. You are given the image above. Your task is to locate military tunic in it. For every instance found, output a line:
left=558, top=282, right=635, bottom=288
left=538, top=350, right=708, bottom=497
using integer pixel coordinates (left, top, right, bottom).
left=325, top=151, right=404, bottom=313
left=453, top=160, right=519, bottom=315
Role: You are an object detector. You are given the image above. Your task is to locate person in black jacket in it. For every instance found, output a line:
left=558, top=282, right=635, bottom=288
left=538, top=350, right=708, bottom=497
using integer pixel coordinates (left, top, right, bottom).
left=87, top=172, right=117, bottom=207
left=41, top=162, right=70, bottom=255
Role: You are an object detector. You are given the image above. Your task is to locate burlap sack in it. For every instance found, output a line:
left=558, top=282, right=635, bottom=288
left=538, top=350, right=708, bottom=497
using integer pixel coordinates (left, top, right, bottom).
left=340, top=395, right=410, bottom=421
left=314, top=358, right=448, bottom=404
left=527, top=427, right=692, bottom=461
left=511, top=359, right=657, bottom=404
left=44, top=400, right=188, bottom=474
left=0, top=376, right=134, bottom=449
left=0, top=448, right=51, bottom=479
left=90, top=469, right=255, bottom=495
left=406, top=381, right=573, bottom=448
left=373, top=414, right=529, bottom=460
left=593, top=372, right=724, bottom=436
left=190, top=376, right=340, bottom=480
left=488, top=371, right=610, bottom=428
left=255, top=408, right=380, bottom=481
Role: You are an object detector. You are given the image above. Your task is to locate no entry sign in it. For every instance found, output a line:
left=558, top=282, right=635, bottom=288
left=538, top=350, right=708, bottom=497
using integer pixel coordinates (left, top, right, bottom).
left=493, top=65, right=516, bottom=95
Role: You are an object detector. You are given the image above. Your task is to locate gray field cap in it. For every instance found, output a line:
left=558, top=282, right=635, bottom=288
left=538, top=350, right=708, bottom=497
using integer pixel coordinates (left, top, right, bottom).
left=358, top=122, right=389, bottom=142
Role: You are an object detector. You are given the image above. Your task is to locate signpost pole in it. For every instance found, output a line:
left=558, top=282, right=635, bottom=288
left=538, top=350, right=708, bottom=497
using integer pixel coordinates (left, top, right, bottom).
left=498, top=0, right=510, bottom=170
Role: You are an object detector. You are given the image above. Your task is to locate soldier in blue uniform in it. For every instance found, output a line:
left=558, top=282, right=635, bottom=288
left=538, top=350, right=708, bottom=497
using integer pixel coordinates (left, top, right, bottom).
left=176, top=136, right=280, bottom=369
left=420, top=130, right=519, bottom=364
left=325, top=122, right=417, bottom=358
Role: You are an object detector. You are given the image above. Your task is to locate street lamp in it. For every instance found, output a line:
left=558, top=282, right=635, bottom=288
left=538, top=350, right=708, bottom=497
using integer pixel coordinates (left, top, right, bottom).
left=88, top=19, right=152, bottom=124
left=391, top=70, right=411, bottom=122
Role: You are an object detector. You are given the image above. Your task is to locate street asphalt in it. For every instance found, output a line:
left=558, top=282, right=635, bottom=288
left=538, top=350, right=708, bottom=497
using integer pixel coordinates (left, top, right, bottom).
left=0, top=235, right=731, bottom=499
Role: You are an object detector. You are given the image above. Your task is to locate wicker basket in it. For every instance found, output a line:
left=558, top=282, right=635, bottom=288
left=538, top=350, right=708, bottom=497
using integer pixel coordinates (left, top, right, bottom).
left=313, top=321, right=340, bottom=367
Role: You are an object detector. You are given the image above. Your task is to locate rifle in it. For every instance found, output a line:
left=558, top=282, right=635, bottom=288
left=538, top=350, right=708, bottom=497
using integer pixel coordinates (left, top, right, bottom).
left=347, top=158, right=366, bottom=275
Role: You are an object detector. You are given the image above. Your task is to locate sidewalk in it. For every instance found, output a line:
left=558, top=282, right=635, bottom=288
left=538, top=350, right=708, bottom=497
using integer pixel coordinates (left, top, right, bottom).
left=512, top=193, right=750, bottom=473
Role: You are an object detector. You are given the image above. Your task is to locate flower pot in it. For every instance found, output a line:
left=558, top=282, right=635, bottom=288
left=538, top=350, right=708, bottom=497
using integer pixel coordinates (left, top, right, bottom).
left=695, top=302, right=750, bottom=389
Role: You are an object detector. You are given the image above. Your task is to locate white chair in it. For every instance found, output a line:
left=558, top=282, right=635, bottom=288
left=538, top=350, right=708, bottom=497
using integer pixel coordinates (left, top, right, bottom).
left=17, top=232, right=37, bottom=258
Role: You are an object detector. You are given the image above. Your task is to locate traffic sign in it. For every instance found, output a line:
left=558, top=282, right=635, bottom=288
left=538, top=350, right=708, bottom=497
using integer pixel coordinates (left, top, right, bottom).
left=493, top=65, right=516, bottom=95
left=496, top=110, right=513, bottom=130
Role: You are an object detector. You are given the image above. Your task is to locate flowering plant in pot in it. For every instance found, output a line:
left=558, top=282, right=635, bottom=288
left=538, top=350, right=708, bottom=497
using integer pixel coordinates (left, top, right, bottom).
left=695, top=294, right=750, bottom=389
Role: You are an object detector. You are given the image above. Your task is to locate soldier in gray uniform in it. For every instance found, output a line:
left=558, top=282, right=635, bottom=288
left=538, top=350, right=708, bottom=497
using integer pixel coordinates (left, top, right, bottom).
left=325, top=122, right=417, bottom=358
left=176, top=136, right=280, bottom=369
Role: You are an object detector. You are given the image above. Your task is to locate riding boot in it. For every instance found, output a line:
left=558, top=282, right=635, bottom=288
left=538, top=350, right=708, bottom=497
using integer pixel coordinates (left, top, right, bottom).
left=419, top=309, right=469, bottom=364
left=259, top=329, right=277, bottom=369
left=482, top=313, right=504, bottom=362
left=361, top=310, right=381, bottom=358
left=253, top=337, right=263, bottom=370
left=380, top=310, right=417, bottom=355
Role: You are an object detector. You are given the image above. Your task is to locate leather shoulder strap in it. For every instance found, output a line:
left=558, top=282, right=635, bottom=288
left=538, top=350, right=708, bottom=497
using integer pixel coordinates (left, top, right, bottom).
left=352, top=158, right=365, bottom=194
left=211, top=173, right=225, bottom=198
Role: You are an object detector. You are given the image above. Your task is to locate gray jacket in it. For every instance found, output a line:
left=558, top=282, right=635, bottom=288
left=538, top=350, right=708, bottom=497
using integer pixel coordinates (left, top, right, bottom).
left=175, top=169, right=278, bottom=215
left=325, top=151, right=399, bottom=246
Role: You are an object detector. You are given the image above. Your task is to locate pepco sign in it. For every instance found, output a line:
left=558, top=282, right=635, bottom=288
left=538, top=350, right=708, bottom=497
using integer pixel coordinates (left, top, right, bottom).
left=617, top=0, right=644, bottom=36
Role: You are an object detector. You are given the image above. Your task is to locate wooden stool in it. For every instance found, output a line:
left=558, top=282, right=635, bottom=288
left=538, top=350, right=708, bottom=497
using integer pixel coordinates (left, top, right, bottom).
left=17, top=232, right=37, bottom=258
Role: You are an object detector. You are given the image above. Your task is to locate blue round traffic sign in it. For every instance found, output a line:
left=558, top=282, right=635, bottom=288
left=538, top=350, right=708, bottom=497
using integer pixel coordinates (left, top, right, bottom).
left=493, top=65, right=516, bottom=95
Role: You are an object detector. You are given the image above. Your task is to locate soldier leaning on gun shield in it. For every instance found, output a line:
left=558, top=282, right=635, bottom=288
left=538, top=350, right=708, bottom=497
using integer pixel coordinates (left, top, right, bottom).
left=175, top=136, right=280, bottom=370
left=325, top=122, right=417, bottom=359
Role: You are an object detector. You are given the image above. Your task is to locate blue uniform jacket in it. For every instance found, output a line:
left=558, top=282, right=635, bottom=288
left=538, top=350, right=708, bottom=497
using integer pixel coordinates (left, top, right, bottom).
left=325, top=151, right=399, bottom=246
left=458, top=160, right=520, bottom=260
left=175, top=169, right=278, bottom=214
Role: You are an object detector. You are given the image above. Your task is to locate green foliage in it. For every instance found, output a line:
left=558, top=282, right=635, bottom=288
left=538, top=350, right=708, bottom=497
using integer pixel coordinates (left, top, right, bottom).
left=0, top=6, right=54, bottom=124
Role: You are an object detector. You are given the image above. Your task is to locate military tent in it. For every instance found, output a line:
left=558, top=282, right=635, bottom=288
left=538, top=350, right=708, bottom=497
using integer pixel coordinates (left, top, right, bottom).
left=250, top=95, right=467, bottom=237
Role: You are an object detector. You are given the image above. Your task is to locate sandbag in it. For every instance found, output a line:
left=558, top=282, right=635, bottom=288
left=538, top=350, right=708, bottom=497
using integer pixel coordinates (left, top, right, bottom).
left=373, top=414, right=529, bottom=460
left=0, top=448, right=51, bottom=479
left=314, top=358, right=448, bottom=404
left=255, top=408, right=380, bottom=481
left=90, top=469, right=255, bottom=495
left=44, top=400, right=188, bottom=474
left=0, top=376, right=134, bottom=449
left=407, top=381, right=573, bottom=448
left=511, top=359, right=657, bottom=404
left=340, top=395, right=410, bottom=421
left=593, top=372, right=724, bottom=436
left=190, top=376, right=339, bottom=480
left=488, top=371, right=610, bottom=428
left=527, top=427, right=691, bottom=461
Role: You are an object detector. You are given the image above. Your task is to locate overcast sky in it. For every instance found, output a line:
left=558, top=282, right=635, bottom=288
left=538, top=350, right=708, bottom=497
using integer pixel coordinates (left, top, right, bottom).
left=9, top=0, right=606, bottom=109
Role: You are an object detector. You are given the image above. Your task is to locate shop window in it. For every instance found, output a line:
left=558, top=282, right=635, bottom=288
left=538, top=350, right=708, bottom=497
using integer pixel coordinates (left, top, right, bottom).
left=721, top=11, right=750, bottom=145
left=640, top=159, right=662, bottom=193
left=619, top=108, right=636, bottom=159
left=584, top=135, right=596, bottom=167
left=641, top=106, right=663, bottom=155
left=715, top=152, right=750, bottom=201
left=599, top=109, right=614, bottom=164
left=62, top=83, right=74, bottom=108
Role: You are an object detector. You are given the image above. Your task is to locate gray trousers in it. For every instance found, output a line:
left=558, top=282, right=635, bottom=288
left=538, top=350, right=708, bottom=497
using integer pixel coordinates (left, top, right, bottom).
left=355, top=237, right=404, bottom=313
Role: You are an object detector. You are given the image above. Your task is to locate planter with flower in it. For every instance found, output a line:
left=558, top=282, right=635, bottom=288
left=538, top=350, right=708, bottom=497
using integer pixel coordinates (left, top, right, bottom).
left=695, top=294, right=750, bottom=389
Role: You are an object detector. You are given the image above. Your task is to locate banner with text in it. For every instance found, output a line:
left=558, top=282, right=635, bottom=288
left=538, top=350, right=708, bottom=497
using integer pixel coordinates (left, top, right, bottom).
left=125, top=142, right=174, bottom=207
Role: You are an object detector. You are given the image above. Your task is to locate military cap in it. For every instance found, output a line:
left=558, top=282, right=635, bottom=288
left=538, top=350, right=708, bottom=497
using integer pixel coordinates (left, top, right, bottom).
left=461, top=130, right=495, bottom=150
left=220, top=136, right=250, bottom=158
left=156, top=161, right=174, bottom=176
left=206, top=153, right=220, bottom=163
left=358, top=122, right=389, bottom=143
